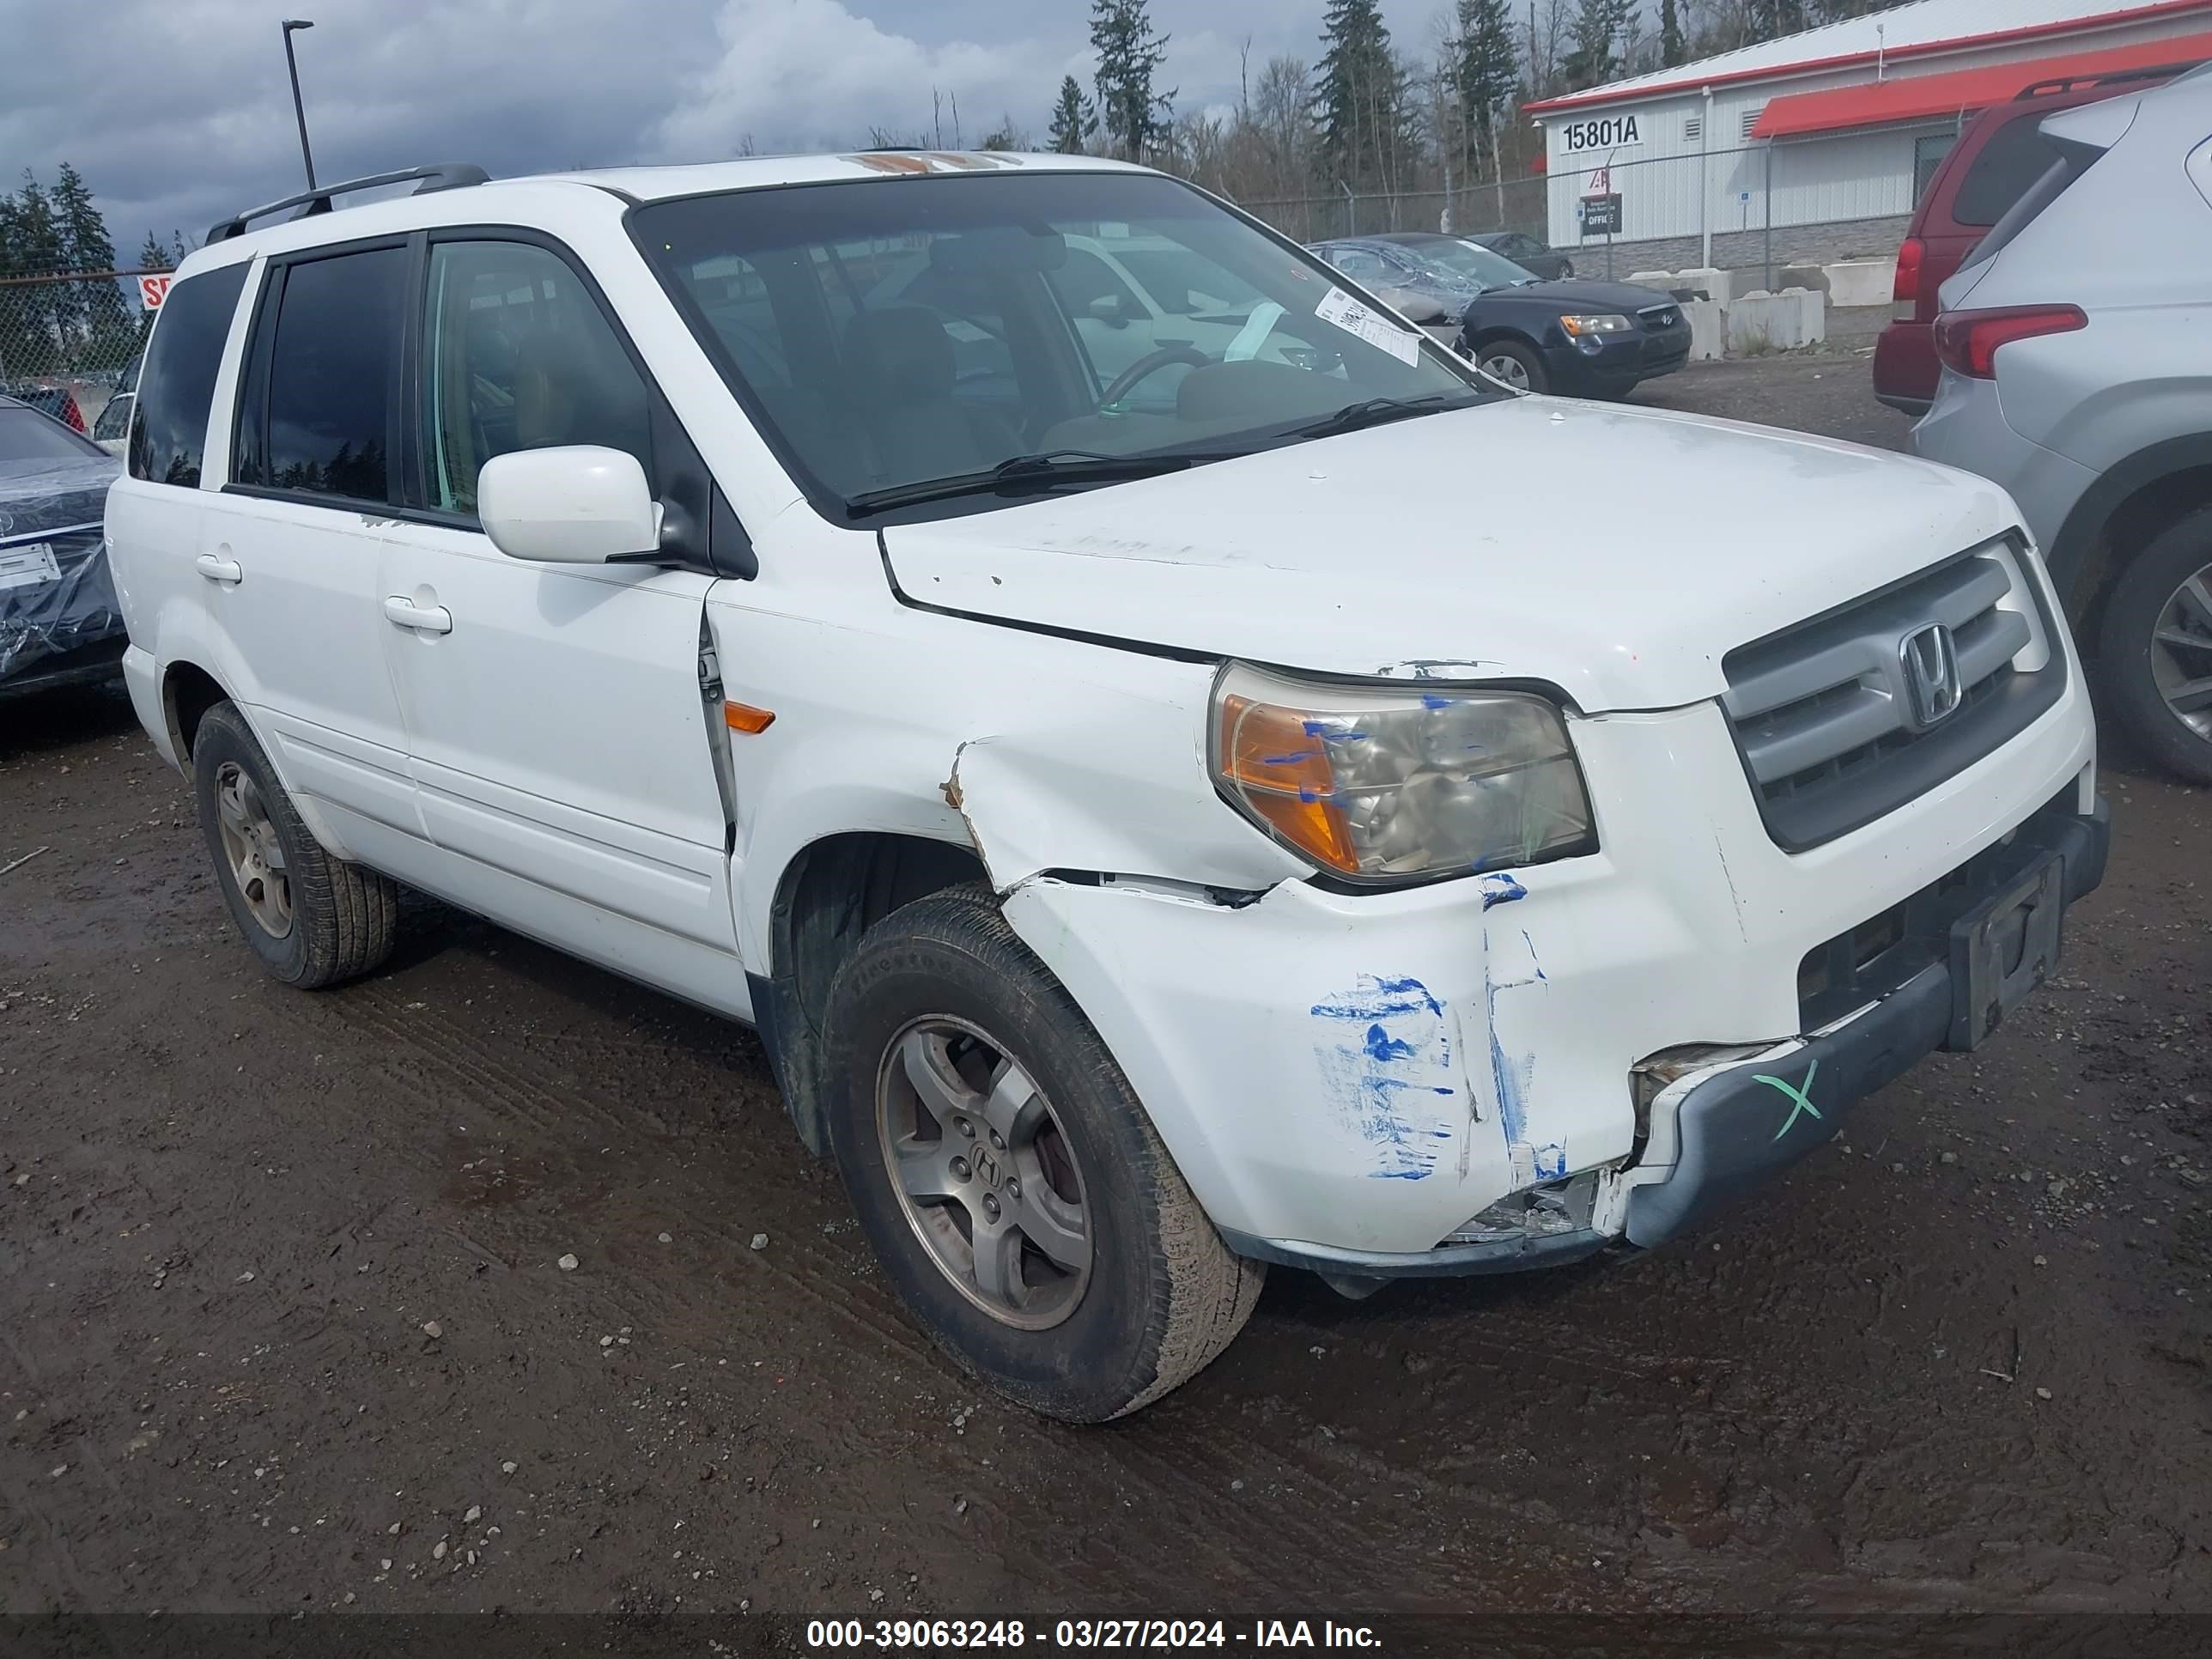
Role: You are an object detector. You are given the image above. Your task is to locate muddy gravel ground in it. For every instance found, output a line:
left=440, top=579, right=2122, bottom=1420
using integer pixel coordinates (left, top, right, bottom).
left=3, top=361, right=2208, bottom=1640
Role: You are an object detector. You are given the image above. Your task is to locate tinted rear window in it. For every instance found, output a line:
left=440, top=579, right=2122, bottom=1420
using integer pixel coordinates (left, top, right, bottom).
left=1953, top=118, right=2064, bottom=227
left=253, top=247, right=405, bottom=502
left=128, top=263, right=247, bottom=487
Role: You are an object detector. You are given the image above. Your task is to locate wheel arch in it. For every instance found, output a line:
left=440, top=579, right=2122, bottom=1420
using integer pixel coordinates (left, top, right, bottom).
left=2047, top=434, right=2212, bottom=646
left=161, top=658, right=234, bottom=763
left=750, top=829, right=989, bottom=1155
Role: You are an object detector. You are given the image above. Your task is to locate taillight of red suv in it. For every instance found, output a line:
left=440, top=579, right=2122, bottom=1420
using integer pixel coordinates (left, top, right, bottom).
left=1893, top=237, right=1923, bottom=304
left=1931, top=305, right=2087, bottom=378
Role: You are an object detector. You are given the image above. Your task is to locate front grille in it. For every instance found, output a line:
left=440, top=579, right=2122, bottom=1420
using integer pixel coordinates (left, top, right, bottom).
left=1638, top=303, right=1680, bottom=331
left=1722, top=540, right=2066, bottom=852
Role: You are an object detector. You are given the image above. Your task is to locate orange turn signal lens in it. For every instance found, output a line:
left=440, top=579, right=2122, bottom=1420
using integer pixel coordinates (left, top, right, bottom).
left=724, top=701, right=776, bottom=734
left=1217, top=693, right=1358, bottom=873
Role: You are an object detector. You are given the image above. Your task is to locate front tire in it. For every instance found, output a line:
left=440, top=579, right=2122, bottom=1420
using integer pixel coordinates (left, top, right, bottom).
left=191, top=700, right=398, bottom=988
left=1474, top=337, right=1547, bottom=395
left=2096, top=507, right=2212, bottom=785
left=820, top=884, right=1262, bottom=1421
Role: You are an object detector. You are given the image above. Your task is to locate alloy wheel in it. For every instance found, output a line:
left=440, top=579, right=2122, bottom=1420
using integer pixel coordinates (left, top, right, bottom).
left=875, top=1016, right=1093, bottom=1330
left=2150, top=562, right=2212, bottom=740
left=213, top=761, right=294, bottom=939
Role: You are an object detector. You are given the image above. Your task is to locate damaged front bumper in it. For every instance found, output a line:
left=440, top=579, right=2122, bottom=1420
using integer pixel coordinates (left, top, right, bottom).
left=1618, top=794, right=2107, bottom=1251
left=1211, top=793, right=2110, bottom=1282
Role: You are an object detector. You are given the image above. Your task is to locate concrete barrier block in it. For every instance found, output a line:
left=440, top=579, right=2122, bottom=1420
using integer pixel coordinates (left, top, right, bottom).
left=1824, top=257, right=1895, bottom=308
left=1677, top=266, right=1731, bottom=307
left=1684, top=296, right=1725, bottom=362
left=1780, top=263, right=1830, bottom=296
left=1726, top=290, right=1777, bottom=356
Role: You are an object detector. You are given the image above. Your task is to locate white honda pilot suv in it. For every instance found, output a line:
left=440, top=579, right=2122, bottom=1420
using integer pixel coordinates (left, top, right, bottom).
left=108, top=154, right=2107, bottom=1419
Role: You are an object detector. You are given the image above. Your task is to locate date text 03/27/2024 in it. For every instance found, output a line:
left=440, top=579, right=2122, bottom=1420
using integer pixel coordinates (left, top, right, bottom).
left=804, top=1619, right=1383, bottom=1650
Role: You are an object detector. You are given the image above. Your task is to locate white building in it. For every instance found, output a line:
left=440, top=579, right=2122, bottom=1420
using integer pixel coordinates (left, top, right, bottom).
left=1524, top=0, right=2212, bottom=258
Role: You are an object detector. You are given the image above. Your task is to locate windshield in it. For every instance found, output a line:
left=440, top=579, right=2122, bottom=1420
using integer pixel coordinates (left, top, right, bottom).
left=0, top=406, right=105, bottom=465
left=633, top=171, right=1485, bottom=517
left=1404, top=239, right=1535, bottom=290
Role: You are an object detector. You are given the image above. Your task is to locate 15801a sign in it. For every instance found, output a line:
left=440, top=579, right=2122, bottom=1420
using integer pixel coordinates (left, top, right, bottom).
left=1560, top=114, right=1642, bottom=154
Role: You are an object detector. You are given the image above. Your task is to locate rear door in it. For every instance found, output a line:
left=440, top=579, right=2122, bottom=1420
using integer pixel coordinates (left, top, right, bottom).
left=374, top=232, right=743, bottom=1003
left=214, top=240, right=428, bottom=871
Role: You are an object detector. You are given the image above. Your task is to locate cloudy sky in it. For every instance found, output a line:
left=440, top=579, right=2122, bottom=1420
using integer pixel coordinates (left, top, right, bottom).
left=6, top=0, right=1462, bottom=261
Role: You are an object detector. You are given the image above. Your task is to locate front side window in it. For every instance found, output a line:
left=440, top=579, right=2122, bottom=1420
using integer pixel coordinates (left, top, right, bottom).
left=256, top=246, right=405, bottom=502
left=634, top=171, right=1483, bottom=517
left=422, top=240, right=653, bottom=515
left=128, top=262, right=247, bottom=487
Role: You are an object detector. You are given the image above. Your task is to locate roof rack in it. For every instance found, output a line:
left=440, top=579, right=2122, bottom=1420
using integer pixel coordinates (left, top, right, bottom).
left=207, top=162, right=489, bottom=243
left=2014, top=58, right=2205, bottom=102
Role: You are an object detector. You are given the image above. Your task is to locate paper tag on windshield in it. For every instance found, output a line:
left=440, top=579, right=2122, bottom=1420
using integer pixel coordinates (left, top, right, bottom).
left=1315, top=286, right=1422, bottom=366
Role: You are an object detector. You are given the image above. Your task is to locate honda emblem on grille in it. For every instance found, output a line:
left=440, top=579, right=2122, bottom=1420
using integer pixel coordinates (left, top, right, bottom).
left=1900, top=623, right=1963, bottom=726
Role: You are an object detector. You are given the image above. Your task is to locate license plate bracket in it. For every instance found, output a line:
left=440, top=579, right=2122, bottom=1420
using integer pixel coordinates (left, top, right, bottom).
left=1946, top=851, right=2064, bottom=1051
left=0, top=541, right=61, bottom=591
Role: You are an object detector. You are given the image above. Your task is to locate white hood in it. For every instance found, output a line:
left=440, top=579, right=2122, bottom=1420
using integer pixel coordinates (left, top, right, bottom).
left=881, top=396, right=2022, bottom=712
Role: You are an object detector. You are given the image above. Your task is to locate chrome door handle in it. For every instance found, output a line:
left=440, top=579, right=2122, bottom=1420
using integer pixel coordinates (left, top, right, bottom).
left=382, top=595, right=453, bottom=635
left=194, top=554, right=242, bottom=584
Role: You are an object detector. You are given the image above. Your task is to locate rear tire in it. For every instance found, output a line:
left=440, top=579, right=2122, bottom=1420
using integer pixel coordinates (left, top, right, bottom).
left=820, top=884, right=1262, bottom=1421
left=2095, top=507, right=2212, bottom=785
left=191, top=700, right=398, bottom=988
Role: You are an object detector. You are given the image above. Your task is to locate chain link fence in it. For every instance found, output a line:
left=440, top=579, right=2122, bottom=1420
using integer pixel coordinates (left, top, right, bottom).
left=1231, top=178, right=1553, bottom=249
left=1, top=270, right=161, bottom=433
left=1233, top=128, right=1934, bottom=289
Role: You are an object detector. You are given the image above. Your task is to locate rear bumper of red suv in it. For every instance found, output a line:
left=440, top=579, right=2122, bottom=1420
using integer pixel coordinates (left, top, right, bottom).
left=1872, top=319, right=1936, bottom=416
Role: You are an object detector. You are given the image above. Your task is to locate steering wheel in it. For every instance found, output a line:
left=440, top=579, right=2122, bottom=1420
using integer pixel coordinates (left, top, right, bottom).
left=1101, top=344, right=1212, bottom=408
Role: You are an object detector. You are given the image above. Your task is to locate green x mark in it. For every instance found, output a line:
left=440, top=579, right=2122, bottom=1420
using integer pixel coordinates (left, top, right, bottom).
left=1753, top=1058, right=1821, bottom=1142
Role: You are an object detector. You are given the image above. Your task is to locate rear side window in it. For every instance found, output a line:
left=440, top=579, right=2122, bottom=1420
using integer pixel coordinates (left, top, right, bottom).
left=242, top=246, right=405, bottom=502
left=1953, top=118, right=2063, bottom=227
left=128, top=263, right=247, bottom=487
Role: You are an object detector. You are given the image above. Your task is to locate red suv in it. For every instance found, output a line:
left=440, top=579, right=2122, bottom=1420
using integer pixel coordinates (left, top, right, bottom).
left=1873, top=58, right=2201, bottom=416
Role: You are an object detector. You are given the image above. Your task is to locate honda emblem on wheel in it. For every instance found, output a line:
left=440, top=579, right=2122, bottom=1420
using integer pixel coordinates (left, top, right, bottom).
left=1901, top=623, right=1963, bottom=726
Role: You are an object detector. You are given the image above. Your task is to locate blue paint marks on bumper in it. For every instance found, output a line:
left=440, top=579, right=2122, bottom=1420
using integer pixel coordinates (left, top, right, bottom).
left=1310, top=975, right=1460, bottom=1182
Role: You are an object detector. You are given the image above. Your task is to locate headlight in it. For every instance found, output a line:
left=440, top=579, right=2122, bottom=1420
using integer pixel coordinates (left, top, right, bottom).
left=1211, top=664, right=1596, bottom=885
left=1559, top=313, right=1632, bottom=337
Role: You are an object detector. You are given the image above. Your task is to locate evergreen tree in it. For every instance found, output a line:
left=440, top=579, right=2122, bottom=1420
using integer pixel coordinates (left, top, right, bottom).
left=1090, top=0, right=1173, bottom=163
left=1048, top=75, right=1097, bottom=155
left=1450, top=0, right=1518, bottom=153
left=1561, top=0, right=1632, bottom=91
left=1315, top=0, right=1409, bottom=193
left=52, top=162, right=135, bottom=359
left=7, top=173, right=69, bottom=374
left=12, top=172, right=65, bottom=276
left=1660, top=0, right=1686, bottom=68
left=138, top=234, right=174, bottom=272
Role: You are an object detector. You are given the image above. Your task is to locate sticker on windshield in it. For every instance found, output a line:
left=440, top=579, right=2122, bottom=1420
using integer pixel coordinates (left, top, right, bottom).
left=1314, top=286, right=1422, bottom=366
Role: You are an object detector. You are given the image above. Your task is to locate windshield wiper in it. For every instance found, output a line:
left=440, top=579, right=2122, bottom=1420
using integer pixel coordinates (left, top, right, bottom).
left=1291, top=393, right=1470, bottom=441
left=845, top=450, right=1206, bottom=518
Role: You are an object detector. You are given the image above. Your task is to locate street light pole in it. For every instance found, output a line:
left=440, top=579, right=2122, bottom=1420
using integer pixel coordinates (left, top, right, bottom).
left=281, top=20, right=318, bottom=191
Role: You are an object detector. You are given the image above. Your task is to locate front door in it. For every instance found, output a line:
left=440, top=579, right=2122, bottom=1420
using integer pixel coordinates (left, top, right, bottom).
left=375, top=234, right=743, bottom=1006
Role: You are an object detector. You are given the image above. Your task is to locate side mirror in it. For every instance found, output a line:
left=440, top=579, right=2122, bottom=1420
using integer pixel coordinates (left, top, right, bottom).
left=477, top=446, right=660, bottom=565
left=1087, top=293, right=1132, bottom=330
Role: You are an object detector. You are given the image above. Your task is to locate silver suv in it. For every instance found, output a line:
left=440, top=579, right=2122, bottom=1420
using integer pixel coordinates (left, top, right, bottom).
left=1914, top=69, right=2212, bottom=782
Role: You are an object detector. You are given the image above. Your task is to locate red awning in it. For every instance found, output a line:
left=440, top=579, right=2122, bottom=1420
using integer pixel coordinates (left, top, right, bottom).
left=1751, top=29, right=2212, bottom=138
